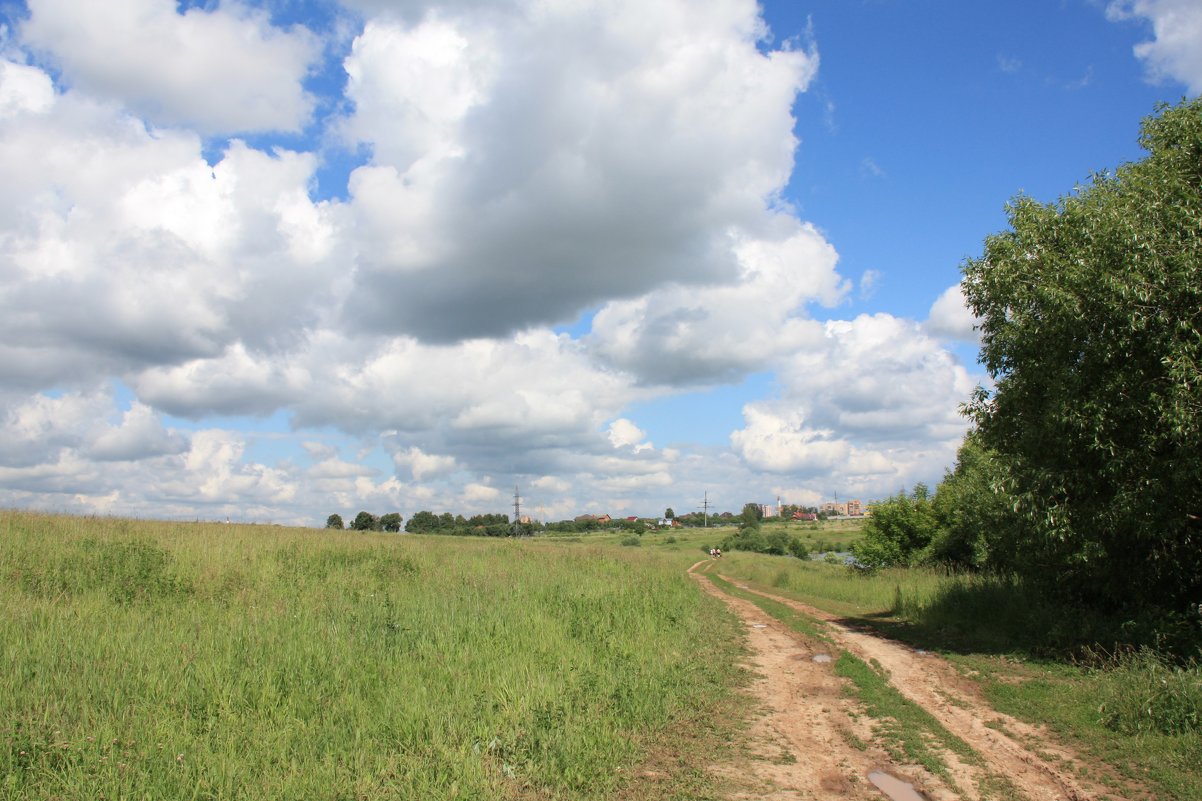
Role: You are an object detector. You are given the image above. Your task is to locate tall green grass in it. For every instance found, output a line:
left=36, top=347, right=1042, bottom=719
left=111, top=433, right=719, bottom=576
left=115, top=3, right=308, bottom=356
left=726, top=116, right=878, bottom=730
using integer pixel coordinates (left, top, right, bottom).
left=715, top=553, right=1167, bottom=656
left=0, top=511, right=741, bottom=800
left=716, top=553, right=946, bottom=617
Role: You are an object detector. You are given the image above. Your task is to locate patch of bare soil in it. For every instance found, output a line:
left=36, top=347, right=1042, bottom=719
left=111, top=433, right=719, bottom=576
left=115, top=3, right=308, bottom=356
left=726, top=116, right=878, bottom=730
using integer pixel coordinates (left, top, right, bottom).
left=688, top=561, right=953, bottom=801
left=687, top=560, right=1132, bottom=801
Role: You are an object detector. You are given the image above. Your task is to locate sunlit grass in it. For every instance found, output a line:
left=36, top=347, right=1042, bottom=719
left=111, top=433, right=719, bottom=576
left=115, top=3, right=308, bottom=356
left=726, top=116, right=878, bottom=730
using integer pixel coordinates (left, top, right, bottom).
left=0, top=510, right=743, bottom=800
left=714, top=552, right=947, bottom=617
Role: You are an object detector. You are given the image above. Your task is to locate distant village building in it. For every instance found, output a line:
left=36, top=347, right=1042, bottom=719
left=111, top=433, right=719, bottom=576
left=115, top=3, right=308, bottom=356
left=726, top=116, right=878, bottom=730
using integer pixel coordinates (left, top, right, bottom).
left=759, top=504, right=777, bottom=518
left=820, top=500, right=864, bottom=517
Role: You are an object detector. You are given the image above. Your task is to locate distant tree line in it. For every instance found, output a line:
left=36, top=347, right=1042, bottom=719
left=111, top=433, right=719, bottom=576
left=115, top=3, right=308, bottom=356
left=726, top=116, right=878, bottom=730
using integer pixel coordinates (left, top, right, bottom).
left=325, top=510, right=539, bottom=537
left=325, top=512, right=403, bottom=532
left=406, top=511, right=537, bottom=537
left=543, top=517, right=645, bottom=534
left=717, top=502, right=812, bottom=558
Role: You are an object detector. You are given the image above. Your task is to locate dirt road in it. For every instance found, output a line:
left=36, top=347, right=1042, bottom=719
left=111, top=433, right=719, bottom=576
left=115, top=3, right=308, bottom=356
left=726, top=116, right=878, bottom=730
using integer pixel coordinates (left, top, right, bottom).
left=688, top=560, right=1129, bottom=801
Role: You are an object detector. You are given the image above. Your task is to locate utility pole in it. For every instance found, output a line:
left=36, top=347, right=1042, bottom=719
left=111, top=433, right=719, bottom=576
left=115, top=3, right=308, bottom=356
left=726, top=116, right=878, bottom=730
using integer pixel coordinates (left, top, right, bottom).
left=700, top=490, right=712, bottom=528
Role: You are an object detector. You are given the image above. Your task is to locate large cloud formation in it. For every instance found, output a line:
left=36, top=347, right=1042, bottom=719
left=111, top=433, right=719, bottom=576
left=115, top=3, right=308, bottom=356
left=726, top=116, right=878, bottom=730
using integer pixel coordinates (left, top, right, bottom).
left=0, top=0, right=987, bottom=523
left=338, top=1, right=819, bottom=340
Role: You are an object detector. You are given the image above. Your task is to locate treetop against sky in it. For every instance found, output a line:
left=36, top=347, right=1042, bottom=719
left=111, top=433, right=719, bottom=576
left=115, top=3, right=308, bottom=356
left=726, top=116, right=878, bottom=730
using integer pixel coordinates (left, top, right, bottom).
left=0, top=0, right=1197, bottom=524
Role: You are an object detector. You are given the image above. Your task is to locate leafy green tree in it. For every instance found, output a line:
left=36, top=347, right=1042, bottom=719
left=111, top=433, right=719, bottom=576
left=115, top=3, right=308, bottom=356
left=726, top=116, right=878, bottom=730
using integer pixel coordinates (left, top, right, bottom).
left=763, top=529, right=793, bottom=556
left=722, top=526, right=765, bottom=553
left=664, top=507, right=675, bottom=519
left=740, top=502, right=762, bottom=527
left=351, top=511, right=378, bottom=531
left=405, top=511, right=441, bottom=533
left=325, top=513, right=344, bottom=530
left=962, top=98, right=1202, bottom=612
left=929, top=433, right=1023, bottom=570
left=852, top=484, right=938, bottom=568
left=379, top=512, right=403, bottom=532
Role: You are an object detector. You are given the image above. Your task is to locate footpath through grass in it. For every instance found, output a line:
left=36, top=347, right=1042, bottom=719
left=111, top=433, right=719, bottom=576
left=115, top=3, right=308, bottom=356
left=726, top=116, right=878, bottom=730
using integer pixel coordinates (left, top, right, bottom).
left=0, top=511, right=744, bottom=801
left=702, top=569, right=995, bottom=798
left=712, top=551, right=1202, bottom=801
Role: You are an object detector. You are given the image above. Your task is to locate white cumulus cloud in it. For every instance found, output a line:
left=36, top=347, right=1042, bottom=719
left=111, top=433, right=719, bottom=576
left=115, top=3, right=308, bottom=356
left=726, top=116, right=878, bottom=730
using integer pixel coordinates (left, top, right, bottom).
left=925, top=284, right=981, bottom=342
left=21, top=0, right=319, bottom=133
left=1108, top=0, right=1202, bottom=94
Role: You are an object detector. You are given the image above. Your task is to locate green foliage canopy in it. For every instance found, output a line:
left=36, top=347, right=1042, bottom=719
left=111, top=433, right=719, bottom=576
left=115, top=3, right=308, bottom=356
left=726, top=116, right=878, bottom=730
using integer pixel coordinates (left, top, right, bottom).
left=852, top=484, right=938, bottom=568
left=961, top=98, right=1202, bottom=612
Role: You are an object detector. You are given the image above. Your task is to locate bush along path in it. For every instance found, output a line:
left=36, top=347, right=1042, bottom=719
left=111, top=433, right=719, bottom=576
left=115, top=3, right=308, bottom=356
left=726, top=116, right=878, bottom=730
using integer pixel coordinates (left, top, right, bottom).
left=687, top=559, right=1138, bottom=801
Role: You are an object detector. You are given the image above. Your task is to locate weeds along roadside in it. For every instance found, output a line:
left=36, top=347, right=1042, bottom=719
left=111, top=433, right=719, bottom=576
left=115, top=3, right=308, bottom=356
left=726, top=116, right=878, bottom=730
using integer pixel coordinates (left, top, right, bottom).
left=0, top=510, right=745, bottom=801
left=711, top=551, right=1202, bottom=801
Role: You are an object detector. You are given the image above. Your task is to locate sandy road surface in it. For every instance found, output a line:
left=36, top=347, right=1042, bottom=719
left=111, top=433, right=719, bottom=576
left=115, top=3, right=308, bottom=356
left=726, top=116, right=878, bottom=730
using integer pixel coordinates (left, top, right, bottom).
left=687, top=560, right=1129, bottom=801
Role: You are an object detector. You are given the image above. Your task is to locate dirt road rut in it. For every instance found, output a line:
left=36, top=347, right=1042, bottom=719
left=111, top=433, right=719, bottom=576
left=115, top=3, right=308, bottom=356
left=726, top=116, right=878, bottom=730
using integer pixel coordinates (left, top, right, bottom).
left=687, top=560, right=1128, bottom=801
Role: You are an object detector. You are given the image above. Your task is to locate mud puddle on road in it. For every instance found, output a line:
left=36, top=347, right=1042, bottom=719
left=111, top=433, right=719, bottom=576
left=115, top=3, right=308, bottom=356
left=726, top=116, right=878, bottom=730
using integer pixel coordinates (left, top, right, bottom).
left=868, top=771, right=929, bottom=801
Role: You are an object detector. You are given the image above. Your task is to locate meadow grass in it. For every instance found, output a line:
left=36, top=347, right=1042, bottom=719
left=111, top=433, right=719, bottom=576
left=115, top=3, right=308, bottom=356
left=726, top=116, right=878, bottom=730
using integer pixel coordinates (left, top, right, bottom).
left=0, top=511, right=744, bottom=800
left=713, top=552, right=943, bottom=618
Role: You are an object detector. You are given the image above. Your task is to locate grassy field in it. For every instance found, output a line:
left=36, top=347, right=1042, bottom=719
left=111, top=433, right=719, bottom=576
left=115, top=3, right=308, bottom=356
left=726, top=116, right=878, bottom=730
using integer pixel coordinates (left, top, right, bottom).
left=5, top=511, right=1198, bottom=800
left=712, top=550, right=1202, bottom=801
left=0, top=511, right=744, bottom=801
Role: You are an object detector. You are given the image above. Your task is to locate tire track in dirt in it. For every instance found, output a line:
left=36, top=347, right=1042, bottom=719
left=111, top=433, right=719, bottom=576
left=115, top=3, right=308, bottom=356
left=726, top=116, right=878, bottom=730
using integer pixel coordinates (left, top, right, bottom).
left=688, top=560, right=958, bottom=801
left=693, top=559, right=1130, bottom=801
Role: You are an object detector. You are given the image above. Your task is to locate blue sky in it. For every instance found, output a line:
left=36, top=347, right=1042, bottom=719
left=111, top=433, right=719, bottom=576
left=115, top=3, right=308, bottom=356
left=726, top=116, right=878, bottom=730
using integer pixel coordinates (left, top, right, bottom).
left=0, top=0, right=1197, bottom=524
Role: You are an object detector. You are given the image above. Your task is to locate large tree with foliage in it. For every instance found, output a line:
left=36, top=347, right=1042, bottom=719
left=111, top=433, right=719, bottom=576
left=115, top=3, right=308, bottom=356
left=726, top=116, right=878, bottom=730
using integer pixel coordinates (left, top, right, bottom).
left=927, top=434, right=1021, bottom=570
left=961, top=98, right=1202, bottom=613
left=405, top=511, right=441, bottom=533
